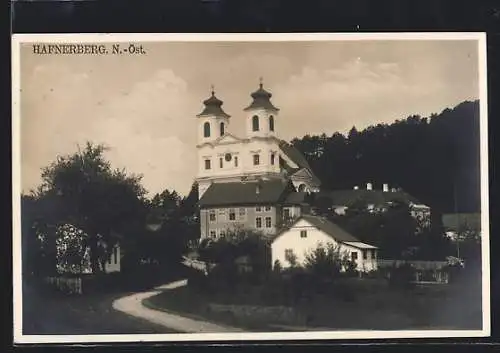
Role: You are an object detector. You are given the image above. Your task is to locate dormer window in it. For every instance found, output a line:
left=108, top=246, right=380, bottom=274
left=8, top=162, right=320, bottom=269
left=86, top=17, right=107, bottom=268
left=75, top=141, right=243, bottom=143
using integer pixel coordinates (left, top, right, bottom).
left=269, top=115, right=274, bottom=132
left=203, top=122, right=211, bottom=138
left=252, top=115, right=259, bottom=131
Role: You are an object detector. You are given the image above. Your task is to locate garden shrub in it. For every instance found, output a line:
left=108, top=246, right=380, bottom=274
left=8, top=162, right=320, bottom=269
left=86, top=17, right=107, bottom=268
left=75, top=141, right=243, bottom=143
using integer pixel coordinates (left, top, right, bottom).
left=388, top=262, right=416, bottom=289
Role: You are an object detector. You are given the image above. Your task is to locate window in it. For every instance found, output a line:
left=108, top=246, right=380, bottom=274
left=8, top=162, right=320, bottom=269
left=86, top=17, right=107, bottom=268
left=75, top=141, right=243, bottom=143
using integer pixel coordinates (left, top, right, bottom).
left=300, top=230, right=307, bottom=238
left=204, top=159, right=211, bottom=170
left=256, top=206, right=262, bottom=212
left=270, top=153, right=275, bottom=165
left=219, top=157, right=223, bottom=168
left=372, top=249, right=377, bottom=259
left=252, top=115, right=259, bottom=131
left=234, top=156, right=238, bottom=167
left=209, top=210, right=216, bottom=222
left=229, top=209, right=236, bottom=221
left=362, top=250, right=368, bottom=260
left=253, top=154, right=260, bottom=165
left=220, top=122, right=225, bottom=136
left=256, top=217, right=262, bottom=228
left=203, top=122, right=211, bottom=138
left=264, top=206, right=271, bottom=211
left=209, top=230, right=216, bottom=238
left=265, top=217, right=272, bottom=228
left=219, top=230, right=226, bottom=238
left=108, top=254, right=112, bottom=264
left=113, top=246, right=118, bottom=264
left=269, top=115, right=274, bottom=131
left=283, top=208, right=290, bottom=220
left=239, top=208, right=246, bottom=216
left=351, top=252, right=358, bottom=261
left=285, top=249, right=294, bottom=259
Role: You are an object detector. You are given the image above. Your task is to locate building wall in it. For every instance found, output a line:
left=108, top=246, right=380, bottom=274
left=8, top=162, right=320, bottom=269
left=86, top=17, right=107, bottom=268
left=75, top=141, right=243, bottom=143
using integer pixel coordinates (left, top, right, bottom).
left=271, top=219, right=377, bottom=272
left=200, top=205, right=279, bottom=239
left=197, top=137, right=282, bottom=184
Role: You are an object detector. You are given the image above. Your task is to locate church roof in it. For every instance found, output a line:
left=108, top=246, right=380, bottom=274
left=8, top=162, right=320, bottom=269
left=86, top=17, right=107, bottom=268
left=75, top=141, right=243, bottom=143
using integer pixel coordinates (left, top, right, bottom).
left=244, top=82, right=280, bottom=112
left=198, top=179, right=292, bottom=208
left=197, top=90, right=231, bottom=118
left=278, top=140, right=321, bottom=186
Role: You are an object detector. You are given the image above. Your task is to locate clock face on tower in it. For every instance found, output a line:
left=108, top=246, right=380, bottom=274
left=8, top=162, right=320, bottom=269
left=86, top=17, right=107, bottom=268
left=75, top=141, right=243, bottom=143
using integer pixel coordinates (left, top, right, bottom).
left=225, top=153, right=232, bottom=162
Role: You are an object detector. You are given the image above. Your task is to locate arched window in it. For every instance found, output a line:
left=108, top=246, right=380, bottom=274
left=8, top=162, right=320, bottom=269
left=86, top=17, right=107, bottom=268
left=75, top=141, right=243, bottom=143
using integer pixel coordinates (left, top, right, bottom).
left=252, top=115, right=259, bottom=131
left=269, top=115, right=275, bottom=132
left=203, top=122, right=211, bottom=138
left=220, top=122, right=225, bottom=136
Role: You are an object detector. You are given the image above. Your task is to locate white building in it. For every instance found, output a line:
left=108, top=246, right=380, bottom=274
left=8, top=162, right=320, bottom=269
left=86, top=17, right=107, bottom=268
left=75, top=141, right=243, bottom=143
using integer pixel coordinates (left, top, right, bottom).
left=195, top=81, right=321, bottom=239
left=271, top=214, right=378, bottom=273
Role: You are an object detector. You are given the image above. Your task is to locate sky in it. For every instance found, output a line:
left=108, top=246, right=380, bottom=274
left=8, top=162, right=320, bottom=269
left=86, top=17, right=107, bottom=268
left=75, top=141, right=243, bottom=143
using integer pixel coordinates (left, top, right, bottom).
left=19, top=39, right=480, bottom=197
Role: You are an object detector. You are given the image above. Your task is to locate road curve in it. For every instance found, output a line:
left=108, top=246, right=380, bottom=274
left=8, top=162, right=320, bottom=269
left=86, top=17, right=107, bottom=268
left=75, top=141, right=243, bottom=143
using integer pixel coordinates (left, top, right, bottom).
left=112, top=279, right=245, bottom=333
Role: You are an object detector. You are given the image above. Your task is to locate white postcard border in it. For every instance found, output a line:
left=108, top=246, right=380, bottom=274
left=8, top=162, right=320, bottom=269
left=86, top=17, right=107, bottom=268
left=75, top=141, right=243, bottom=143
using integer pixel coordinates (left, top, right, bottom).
left=11, top=32, right=490, bottom=344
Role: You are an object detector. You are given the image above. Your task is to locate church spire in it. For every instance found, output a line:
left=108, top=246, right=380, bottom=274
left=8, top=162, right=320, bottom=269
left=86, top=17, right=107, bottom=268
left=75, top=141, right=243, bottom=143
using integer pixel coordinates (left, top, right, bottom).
left=197, top=84, right=231, bottom=118
left=244, top=78, right=279, bottom=112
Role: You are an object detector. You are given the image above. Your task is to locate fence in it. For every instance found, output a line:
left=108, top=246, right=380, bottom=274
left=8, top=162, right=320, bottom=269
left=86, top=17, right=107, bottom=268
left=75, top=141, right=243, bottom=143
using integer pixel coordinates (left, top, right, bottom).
left=44, top=276, right=83, bottom=295
left=377, top=259, right=449, bottom=270
left=181, top=256, right=216, bottom=274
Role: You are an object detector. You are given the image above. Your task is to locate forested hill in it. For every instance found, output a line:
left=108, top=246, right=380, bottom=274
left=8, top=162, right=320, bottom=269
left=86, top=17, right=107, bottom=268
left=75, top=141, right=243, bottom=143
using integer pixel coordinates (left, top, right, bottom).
left=291, top=100, right=481, bottom=214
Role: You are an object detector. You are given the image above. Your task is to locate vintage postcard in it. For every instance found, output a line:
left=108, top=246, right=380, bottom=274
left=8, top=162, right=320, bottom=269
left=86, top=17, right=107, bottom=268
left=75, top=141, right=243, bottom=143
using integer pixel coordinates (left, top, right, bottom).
left=12, top=33, right=490, bottom=344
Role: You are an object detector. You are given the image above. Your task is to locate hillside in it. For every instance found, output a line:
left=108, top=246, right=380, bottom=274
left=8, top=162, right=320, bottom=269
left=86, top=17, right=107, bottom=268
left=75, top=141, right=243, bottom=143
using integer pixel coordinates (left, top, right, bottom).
left=291, top=100, right=481, bottom=214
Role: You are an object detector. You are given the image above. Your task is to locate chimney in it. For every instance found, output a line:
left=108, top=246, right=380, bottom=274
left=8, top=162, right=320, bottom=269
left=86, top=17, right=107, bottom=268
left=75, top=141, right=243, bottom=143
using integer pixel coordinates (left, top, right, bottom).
left=383, top=183, right=389, bottom=192
left=366, top=183, right=372, bottom=191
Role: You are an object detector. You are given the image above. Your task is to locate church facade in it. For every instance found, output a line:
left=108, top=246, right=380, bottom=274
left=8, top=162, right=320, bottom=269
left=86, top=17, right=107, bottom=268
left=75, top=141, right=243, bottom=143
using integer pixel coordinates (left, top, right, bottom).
left=195, top=81, right=320, bottom=239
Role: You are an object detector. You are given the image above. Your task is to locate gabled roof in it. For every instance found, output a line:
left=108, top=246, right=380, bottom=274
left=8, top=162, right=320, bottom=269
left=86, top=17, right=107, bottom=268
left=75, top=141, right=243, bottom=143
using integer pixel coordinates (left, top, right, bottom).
left=283, top=192, right=308, bottom=205
left=198, top=179, right=292, bottom=208
left=318, top=189, right=421, bottom=207
left=273, top=214, right=373, bottom=247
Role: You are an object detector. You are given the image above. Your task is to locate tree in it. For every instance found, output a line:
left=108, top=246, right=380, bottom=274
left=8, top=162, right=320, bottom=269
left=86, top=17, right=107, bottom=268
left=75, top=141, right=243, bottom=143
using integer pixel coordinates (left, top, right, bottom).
left=34, top=142, right=148, bottom=274
left=303, top=242, right=354, bottom=279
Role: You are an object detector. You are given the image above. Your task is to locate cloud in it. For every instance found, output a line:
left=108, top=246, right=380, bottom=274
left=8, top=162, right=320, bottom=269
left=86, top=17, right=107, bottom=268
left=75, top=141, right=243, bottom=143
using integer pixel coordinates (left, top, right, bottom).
left=22, top=66, right=197, bottom=196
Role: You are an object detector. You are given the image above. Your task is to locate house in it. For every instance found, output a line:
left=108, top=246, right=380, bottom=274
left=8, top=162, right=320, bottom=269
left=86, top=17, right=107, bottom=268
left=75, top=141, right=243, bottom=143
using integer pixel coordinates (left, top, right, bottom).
left=317, top=182, right=431, bottom=225
left=198, top=179, right=310, bottom=239
left=271, top=214, right=378, bottom=272
left=442, top=212, right=481, bottom=234
left=195, top=80, right=320, bottom=239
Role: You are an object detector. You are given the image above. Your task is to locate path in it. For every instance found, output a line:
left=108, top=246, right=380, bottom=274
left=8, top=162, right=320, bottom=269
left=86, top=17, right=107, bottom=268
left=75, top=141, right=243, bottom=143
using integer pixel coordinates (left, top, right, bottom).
left=112, top=279, right=245, bottom=333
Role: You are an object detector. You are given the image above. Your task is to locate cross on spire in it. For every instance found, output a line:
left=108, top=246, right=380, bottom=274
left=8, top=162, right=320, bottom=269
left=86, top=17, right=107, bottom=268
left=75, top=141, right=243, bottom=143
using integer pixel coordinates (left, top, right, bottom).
left=210, top=84, right=215, bottom=96
left=259, top=76, right=263, bottom=88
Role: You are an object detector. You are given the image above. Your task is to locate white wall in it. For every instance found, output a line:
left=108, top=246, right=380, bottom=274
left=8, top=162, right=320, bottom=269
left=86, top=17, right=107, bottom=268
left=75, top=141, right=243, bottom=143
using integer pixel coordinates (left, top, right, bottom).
left=271, top=219, right=377, bottom=272
left=245, top=108, right=278, bottom=139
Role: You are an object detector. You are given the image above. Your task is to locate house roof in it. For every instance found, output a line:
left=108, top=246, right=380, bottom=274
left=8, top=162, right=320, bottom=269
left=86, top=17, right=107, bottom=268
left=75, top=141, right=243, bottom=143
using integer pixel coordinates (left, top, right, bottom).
left=442, top=212, right=481, bottom=231
left=198, top=179, right=291, bottom=207
left=283, top=192, right=308, bottom=205
left=318, top=189, right=421, bottom=207
left=272, top=214, right=376, bottom=249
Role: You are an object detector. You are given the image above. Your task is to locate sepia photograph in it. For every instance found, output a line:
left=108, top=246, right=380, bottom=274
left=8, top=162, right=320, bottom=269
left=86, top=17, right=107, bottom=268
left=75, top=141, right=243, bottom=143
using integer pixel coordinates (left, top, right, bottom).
left=12, top=33, right=490, bottom=343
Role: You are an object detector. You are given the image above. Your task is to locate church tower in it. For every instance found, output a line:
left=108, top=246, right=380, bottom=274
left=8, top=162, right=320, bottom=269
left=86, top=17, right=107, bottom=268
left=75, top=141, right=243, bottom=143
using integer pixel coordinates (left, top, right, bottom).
left=242, top=79, right=282, bottom=179
left=196, top=86, right=230, bottom=145
left=243, top=78, right=280, bottom=139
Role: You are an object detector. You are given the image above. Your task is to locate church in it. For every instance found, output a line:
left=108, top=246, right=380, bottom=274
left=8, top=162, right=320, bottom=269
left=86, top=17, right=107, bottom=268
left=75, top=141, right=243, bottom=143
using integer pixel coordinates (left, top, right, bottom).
left=195, top=80, right=321, bottom=239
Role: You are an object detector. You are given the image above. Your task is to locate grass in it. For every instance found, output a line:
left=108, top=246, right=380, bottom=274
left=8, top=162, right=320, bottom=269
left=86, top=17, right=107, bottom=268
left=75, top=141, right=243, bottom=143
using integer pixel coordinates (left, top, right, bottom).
left=21, top=264, right=197, bottom=335
left=143, top=275, right=483, bottom=332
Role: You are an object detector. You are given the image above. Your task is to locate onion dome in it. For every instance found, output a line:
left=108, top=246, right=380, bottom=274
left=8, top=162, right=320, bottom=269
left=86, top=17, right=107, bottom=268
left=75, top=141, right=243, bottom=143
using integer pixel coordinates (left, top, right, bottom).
left=244, top=78, right=280, bottom=112
left=197, top=86, right=231, bottom=118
